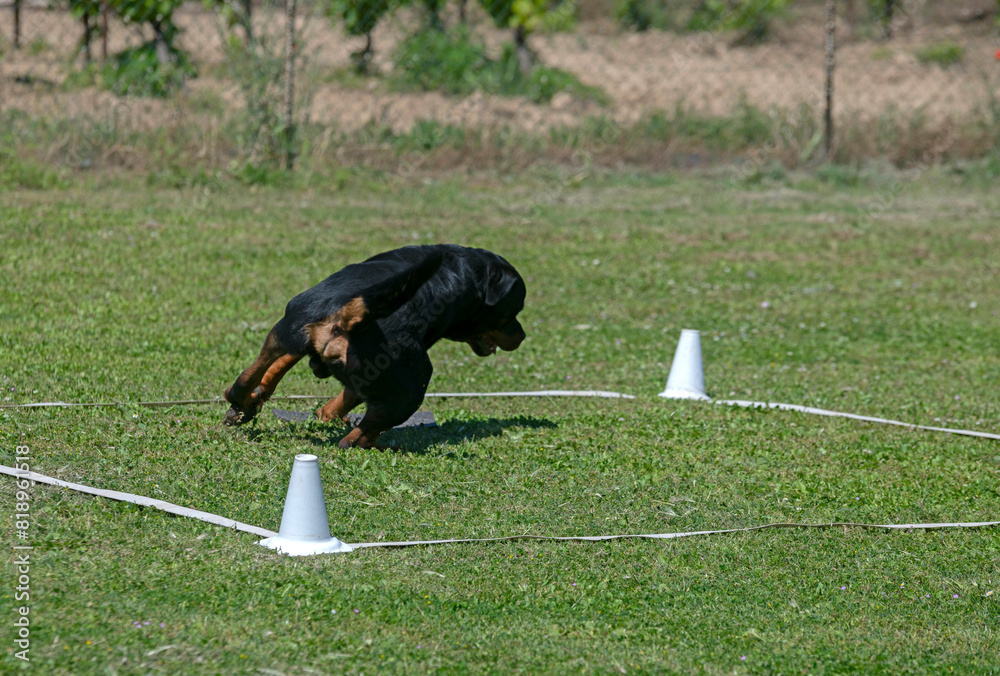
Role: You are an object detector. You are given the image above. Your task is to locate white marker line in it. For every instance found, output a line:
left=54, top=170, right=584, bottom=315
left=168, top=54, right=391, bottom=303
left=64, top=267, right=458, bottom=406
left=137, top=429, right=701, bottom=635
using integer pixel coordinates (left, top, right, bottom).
left=2, top=466, right=996, bottom=550
left=715, top=399, right=1000, bottom=441
left=0, top=390, right=636, bottom=410
left=425, top=390, right=636, bottom=399
left=348, top=520, right=1000, bottom=548
left=5, top=393, right=993, bottom=440
left=0, top=465, right=276, bottom=538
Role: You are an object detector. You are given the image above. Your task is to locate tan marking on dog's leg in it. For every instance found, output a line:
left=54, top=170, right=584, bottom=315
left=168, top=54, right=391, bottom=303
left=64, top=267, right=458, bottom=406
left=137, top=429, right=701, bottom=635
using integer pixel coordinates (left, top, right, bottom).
left=337, top=426, right=384, bottom=450
left=224, top=329, right=285, bottom=410
left=340, top=399, right=419, bottom=450
left=317, top=388, right=362, bottom=423
left=252, top=353, right=303, bottom=405
left=338, top=427, right=365, bottom=449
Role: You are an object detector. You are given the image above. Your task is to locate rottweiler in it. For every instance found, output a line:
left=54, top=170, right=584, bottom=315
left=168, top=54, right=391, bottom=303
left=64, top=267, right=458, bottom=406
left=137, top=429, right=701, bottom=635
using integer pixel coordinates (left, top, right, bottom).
left=223, top=245, right=526, bottom=449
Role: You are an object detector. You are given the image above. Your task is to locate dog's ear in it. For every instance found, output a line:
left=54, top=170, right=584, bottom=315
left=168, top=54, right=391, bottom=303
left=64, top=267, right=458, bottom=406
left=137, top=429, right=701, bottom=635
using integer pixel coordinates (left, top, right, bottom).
left=305, top=296, right=367, bottom=356
left=360, top=248, right=443, bottom=319
left=305, top=317, right=338, bottom=358
left=338, top=296, right=368, bottom=331
left=485, top=265, right=524, bottom=307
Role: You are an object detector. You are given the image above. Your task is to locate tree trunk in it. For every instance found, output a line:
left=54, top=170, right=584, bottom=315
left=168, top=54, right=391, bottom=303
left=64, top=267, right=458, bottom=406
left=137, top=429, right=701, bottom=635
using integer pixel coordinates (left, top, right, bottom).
left=284, top=0, right=297, bottom=169
left=882, top=0, right=896, bottom=39
left=352, top=33, right=373, bottom=73
left=81, top=11, right=93, bottom=64
left=151, top=20, right=171, bottom=67
left=514, top=25, right=532, bottom=76
left=241, top=0, right=253, bottom=43
left=100, top=3, right=109, bottom=61
left=425, top=0, right=444, bottom=30
left=13, top=0, right=21, bottom=50
left=823, top=0, right=836, bottom=158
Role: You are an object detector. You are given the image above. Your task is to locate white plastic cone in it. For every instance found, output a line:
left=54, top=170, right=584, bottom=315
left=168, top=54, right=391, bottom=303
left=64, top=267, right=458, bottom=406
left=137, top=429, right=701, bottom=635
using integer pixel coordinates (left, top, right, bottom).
left=259, top=454, right=353, bottom=555
left=658, top=329, right=711, bottom=401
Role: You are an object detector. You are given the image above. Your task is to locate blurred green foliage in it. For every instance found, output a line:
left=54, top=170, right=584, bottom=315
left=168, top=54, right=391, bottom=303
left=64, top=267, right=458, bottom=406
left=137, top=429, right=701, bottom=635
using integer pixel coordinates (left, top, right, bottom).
left=615, top=0, right=673, bottom=32
left=99, top=41, right=195, bottom=97
left=914, top=41, right=965, bottom=67
left=68, top=0, right=192, bottom=96
left=687, top=0, right=789, bottom=43
left=393, top=27, right=608, bottom=104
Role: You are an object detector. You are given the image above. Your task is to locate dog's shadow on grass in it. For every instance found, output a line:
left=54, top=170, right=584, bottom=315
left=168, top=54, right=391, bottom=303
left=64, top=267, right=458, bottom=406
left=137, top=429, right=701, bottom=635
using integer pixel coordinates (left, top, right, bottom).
left=286, top=414, right=557, bottom=456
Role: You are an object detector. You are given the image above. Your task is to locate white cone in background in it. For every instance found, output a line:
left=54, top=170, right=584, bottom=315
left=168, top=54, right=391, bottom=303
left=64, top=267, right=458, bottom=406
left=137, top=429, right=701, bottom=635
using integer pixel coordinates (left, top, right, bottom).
left=658, top=329, right=711, bottom=401
left=259, top=454, right=353, bottom=555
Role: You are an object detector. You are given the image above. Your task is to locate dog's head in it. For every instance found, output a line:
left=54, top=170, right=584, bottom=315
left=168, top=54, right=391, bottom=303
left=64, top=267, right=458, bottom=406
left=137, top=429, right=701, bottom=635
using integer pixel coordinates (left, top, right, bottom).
left=465, top=258, right=526, bottom=357
left=304, top=296, right=367, bottom=379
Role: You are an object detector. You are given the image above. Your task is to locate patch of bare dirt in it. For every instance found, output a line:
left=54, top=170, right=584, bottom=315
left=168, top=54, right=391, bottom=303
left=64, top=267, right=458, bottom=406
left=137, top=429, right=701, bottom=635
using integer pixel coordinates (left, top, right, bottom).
left=1, top=2, right=998, bottom=136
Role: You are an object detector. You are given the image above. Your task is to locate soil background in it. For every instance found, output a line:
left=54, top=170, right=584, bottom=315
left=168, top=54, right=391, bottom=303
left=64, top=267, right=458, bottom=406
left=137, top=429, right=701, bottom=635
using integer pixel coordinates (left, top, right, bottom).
left=2, top=1, right=998, bottom=135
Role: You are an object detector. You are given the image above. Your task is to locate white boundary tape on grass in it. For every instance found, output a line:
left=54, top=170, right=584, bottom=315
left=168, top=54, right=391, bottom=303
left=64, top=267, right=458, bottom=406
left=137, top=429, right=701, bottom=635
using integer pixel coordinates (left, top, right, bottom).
left=7, top=392, right=997, bottom=441
left=2, top=465, right=997, bottom=550
left=0, top=465, right=277, bottom=538
left=0, top=390, right=636, bottom=410
left=715, top=399, right=1000, bottom=441
left=347, top=519, right=1000, bottom=548
left=425, top=390, right=635, bottom=399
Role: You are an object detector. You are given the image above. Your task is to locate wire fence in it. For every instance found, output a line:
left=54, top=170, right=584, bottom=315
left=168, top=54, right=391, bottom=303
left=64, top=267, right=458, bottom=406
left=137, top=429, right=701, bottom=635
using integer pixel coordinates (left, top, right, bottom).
left=2, top=0, right=998, bottom=171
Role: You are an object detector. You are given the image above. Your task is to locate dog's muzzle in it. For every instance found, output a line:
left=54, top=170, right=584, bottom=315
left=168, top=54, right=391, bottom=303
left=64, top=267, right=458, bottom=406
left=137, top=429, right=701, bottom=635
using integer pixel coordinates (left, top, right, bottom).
left=470, top=323, right=525, bottom=357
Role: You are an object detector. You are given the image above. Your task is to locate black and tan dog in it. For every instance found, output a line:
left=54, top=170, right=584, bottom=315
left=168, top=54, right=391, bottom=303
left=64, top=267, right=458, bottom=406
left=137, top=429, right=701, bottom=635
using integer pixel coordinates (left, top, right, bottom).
left=223, top=245, right=526, bottom=449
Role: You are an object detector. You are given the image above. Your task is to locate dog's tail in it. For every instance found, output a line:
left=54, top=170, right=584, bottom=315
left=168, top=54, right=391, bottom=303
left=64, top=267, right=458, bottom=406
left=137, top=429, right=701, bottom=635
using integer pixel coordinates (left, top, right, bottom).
left=357, top=246, right=444, bottom=320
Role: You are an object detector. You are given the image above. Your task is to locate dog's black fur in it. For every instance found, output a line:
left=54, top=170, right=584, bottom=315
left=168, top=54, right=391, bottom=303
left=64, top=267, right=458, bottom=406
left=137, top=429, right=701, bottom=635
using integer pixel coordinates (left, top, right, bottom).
left=223, top=245, right=526, bottom=449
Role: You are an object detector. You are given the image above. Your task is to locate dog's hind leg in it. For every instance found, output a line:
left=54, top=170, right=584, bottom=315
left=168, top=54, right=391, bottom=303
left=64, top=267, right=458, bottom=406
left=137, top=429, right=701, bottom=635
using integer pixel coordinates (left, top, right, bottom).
left=337, top=409, right=394, bottom=450
left=337, top=388, right=425, bottom=450
left=224, top=329, right=299, bottom=425
left=316, top=388, right=362, bottom=423
left=337, top=353, right=431, bottom=449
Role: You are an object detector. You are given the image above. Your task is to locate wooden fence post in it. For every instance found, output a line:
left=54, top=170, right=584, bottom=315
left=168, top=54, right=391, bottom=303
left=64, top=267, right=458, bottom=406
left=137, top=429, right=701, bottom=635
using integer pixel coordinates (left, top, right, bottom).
left=824, top=0, right=836, bottom=159
left=284, top=0, right=297, bottom=170
left=13, top=0, right=22, bottom=50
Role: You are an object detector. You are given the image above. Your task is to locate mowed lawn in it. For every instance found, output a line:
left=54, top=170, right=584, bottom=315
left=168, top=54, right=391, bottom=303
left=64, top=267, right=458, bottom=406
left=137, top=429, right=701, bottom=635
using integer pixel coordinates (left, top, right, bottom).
left=2, top=167, right=999, bottom=674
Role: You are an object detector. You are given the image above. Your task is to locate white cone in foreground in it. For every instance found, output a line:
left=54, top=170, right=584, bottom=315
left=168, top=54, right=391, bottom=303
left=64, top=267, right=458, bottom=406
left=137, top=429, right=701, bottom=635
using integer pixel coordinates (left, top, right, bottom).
left=259, top=454, right=353, bottom=555
left=658, top=329, right=711, bottom=401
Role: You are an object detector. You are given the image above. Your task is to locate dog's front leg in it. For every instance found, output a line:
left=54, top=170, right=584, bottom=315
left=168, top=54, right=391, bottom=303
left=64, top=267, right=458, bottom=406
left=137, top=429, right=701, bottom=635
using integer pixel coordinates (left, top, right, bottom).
left=316, top=388, right=363, bottom=423
left=224, top=329, right=299, bottom=425
left=252, top=352, right=302, bottom=405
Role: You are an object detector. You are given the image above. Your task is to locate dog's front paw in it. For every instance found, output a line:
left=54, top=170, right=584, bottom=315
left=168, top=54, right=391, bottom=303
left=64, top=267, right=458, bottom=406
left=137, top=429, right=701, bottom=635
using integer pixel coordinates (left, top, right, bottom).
left=315, top=404, right=351, bottom=424
left=338, top=427, right=383, bottom=449
left=337, top=427, right=365, bottom=449
left=224, top=405, right=257, bottom=426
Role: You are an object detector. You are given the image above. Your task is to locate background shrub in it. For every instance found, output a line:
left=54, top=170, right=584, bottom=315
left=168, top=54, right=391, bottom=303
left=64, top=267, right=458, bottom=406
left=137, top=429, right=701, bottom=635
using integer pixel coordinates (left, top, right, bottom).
left=615, top=0, right=672, bottom=32
left=99, top=42, right=195, bottom=97
left=393, top=28, right=608, bottom=104
left=687, top=0, right=789, bottom=44
left=914, top=42, right=965, bottom=67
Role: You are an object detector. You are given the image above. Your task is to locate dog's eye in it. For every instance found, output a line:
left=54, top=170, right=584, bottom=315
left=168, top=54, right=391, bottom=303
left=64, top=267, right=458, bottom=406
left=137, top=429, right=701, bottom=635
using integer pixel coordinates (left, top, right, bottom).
left=331, top=326, right=343, bottom=338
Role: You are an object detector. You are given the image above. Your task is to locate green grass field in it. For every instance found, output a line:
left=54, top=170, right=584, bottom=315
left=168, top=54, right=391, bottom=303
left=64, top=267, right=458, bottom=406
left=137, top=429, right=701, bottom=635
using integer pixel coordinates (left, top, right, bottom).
left=2, top=166, right=999, bottom=674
